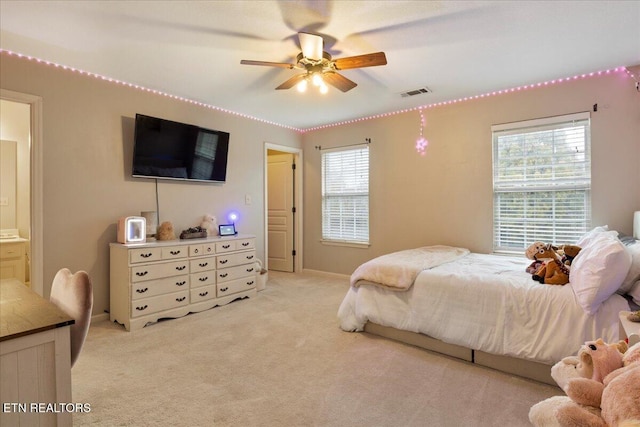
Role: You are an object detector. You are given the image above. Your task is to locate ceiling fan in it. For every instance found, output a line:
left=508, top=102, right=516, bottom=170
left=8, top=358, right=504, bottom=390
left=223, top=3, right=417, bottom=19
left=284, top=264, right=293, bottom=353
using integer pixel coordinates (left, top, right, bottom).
left=240, top=32, right=387, bottom=93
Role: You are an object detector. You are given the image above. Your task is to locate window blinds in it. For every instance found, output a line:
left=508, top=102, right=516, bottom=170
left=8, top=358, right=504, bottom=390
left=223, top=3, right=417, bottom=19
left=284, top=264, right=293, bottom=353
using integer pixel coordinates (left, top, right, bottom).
left=492, top=112, right=591, bottom=251
left=321, top=145, right=369, bottom=244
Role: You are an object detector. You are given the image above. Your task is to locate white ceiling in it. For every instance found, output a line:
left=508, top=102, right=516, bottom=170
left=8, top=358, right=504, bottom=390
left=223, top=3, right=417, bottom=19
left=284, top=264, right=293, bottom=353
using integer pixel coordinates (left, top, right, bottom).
left=1, top=1, right=639, bottom=131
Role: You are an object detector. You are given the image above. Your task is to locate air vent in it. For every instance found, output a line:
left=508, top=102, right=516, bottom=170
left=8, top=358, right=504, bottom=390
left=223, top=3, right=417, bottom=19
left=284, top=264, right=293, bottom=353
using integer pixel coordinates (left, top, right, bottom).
left=400, top=86, right=432, bottom=98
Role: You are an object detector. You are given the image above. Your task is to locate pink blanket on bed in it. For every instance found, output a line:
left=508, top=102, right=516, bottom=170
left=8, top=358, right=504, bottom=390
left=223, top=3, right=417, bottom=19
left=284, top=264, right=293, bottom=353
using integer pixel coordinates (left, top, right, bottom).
left=350, top=245, right=470, bottom=291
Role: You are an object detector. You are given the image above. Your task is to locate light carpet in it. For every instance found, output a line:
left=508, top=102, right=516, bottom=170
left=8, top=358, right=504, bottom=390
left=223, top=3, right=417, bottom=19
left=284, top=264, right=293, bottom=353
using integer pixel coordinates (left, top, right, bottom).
left=72, top=271, right=561, bottom=426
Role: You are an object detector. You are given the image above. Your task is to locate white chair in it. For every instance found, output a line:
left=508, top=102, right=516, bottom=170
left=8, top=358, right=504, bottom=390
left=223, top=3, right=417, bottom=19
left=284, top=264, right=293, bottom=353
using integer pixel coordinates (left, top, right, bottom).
left=50, top=268, right=93, bottom=368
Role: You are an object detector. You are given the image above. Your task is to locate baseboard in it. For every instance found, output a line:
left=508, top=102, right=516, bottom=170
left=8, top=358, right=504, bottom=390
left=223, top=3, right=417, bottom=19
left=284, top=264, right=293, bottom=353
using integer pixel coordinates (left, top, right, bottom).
left=91, top=312, right=109, bottom=324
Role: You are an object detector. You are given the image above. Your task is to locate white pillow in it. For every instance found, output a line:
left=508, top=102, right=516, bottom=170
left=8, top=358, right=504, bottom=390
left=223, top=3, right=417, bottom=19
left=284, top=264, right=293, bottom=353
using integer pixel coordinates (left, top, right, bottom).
left=629, top=279, right=640, bottom=306
left=619, top=241, right=640, bottom=294
left=569, top=233, right=632, bottom=314
left=575, top=225, right=617, bottom=248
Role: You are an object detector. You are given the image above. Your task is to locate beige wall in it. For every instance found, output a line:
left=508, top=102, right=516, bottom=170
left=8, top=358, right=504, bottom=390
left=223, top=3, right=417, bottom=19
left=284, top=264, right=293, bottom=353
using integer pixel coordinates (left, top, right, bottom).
left=302, top=72, right=640, bottom=275
left=0, top=54, right=301, bottom=315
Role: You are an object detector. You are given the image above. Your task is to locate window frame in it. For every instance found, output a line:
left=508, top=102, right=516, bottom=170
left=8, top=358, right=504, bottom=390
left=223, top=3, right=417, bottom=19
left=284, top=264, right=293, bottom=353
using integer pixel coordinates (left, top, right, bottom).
left=491, top=112, right=591, bottom=253
left=320, top=144, right=370, bottom=247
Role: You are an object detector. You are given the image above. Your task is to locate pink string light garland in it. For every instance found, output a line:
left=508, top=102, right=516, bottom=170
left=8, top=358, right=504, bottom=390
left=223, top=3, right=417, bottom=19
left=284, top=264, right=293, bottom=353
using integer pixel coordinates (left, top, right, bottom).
left=415, top=108, right=428, bottom=156
left=0, top=49, right=629, bottom=134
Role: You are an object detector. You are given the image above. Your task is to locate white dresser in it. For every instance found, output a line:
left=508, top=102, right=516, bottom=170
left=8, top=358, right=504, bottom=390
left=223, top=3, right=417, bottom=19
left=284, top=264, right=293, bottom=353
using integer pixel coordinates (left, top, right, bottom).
left=110, top=234, right=257, bottom=331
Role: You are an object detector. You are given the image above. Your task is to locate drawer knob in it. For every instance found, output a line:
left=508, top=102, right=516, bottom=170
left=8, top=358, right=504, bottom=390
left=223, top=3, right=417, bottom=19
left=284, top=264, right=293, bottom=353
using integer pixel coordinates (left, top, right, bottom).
left=199, top=291, right=208, bottom=297
left=135, top=305, right=148, bottom=311
left=219, top=259, right=228, bottom=264
left=246, top=281, right=254, bottom=286
left=199, top=277, right=208, bottom=282
left=136, top=287, right=149, bottom=294
left=242, top=242, right=250, bottom=246
left=220, top=287, right=228, bottom=292
left=176, top=296, right=186, bottom=302
left=194, top=249, right=199, bottom=254
left=176, top=281, right=186, bottom=286
left=246, top=267, right=254, bottom=272
left=136, top=271, right=148, bottom=277
left=246, top=255, right=254, bottom=260
left=199, top=262, right=208, bottom=267
left=176, top=265, right=186, bottom=271
left=141, top=253, right=153, bottom=258
left=220, top=273, right=228, bottom=278
left=222, top=244, right=230, bottom=249
left=206, top=247, right=213, bottom=253
left=170, top=250, right=181, bottom=255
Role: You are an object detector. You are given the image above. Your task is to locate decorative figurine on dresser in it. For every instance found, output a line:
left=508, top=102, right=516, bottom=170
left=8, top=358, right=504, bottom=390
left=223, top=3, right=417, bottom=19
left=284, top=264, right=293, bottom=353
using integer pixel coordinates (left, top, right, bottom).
left=109, top=227, right=258, bottom=331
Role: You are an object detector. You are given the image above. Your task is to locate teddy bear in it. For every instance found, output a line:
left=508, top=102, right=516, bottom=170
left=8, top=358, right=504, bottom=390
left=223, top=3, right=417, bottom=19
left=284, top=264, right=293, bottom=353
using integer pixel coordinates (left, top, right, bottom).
left=528, top=339, right=631, bottom=427
left=526, top=242, right=572, bottom=285
left=156, top=221, right=176, bottom=241
left=558, top=244, right=582, bottom=267
left=557, top=341, right=640, bottom=427
left=200, top=214, right=218, bottom=237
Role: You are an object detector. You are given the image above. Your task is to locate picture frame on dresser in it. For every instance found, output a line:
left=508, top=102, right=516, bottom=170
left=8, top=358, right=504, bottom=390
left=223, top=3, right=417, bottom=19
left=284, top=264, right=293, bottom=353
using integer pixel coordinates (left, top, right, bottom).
left=109, top=234, right=257, bottom=331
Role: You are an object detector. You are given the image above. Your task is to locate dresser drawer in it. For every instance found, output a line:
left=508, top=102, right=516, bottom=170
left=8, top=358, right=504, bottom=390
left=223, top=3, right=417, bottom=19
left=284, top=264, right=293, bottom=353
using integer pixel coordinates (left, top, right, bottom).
left=129, top=247, right=162, bottom=264
left=190, top=285, right=216, bottom=303
left=189, top=243, right=216, bottom=257
left=217, top=276, right=256, bottom=296
left=216, top=241, right=236, bottom=253
left=0, top=243, right=24, bottom=259
left=217, top=263, right=257, bottom=283
left=131, top=275, right=189, bottom=300
left=131, top=290, right=189, bottom=317
left=236, top=238, right=255, bottom=250
left=161, top=246, right=187, bottom=260
left=190, top=257, right=215, bottom=273
left=216, top=250, right=256, bottom=268
left=131, top=260, right=189, bottom=282
left=190, top=270, right=216, bottom=288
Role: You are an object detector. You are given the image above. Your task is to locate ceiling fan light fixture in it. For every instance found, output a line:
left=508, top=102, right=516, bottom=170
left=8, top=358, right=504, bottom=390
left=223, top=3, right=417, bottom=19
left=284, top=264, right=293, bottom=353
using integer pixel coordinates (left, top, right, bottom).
left=319, top=82, right=329, bottom=94
left=296, top=79, right=308, bottom=93
left=312, top=73, right=324, bottom=87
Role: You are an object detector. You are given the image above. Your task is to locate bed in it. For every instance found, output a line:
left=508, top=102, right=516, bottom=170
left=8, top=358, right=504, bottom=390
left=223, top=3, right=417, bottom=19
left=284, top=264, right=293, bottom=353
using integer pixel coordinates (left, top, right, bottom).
left=338, top=227, right=640, bottom=385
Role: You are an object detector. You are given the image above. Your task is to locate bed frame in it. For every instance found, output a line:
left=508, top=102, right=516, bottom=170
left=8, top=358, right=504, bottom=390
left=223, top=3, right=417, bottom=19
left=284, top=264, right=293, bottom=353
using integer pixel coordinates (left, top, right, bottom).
left=364, top=322, right=556, bottom=386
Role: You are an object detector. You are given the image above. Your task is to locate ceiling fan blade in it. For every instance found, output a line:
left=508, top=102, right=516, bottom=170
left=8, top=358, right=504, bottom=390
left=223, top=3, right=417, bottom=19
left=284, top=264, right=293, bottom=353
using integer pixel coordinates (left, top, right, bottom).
left=322, top=72, right=357, bottom=92
left=298, top=32, right=323, bottom=60
left=276, top=74, right=307, bottom=90
left=333, top=52, right=387, bottom=70
left=241, top=60, right=295, bottom=69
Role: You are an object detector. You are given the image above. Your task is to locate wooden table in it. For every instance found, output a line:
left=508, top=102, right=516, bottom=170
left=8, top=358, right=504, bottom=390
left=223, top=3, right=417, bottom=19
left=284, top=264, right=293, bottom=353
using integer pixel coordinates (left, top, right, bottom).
left=1, top=278, right=74, bottom=426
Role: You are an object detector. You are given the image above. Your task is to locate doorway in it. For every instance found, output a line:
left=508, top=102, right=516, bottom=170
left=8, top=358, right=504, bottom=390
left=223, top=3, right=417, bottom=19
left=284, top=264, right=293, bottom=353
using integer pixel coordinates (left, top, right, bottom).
left=0, top=89, right=43, bottom=295
left=264, top=143, right=303, bottom=273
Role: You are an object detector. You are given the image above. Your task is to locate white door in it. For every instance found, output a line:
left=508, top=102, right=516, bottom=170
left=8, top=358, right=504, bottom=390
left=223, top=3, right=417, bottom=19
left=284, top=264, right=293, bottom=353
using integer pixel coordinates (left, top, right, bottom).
left=267, top=153, right=294, bottom=272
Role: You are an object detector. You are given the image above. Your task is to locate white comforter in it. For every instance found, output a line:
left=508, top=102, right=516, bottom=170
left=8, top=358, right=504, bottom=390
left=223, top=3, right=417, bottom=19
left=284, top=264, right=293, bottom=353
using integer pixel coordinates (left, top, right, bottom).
left=338, top=252, right=630, bottom=364
left=350, top=245, right=469, bottom=290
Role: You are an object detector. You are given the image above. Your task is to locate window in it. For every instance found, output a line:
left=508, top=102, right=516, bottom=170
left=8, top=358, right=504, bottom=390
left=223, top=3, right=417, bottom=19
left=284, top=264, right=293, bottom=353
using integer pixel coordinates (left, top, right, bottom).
left=492, top=112, right=591, bottom=252
left=321, top=145, right=369, bottom=245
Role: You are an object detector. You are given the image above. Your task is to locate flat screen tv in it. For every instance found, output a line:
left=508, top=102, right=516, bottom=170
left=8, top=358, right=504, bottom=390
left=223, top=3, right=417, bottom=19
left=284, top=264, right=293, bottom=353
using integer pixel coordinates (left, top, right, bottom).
left=132, top=114, right=230, bottom=183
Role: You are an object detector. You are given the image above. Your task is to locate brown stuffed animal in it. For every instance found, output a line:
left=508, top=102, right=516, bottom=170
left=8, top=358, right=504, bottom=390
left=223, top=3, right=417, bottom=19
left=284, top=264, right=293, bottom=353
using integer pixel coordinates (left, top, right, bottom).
left=530, top=244, right=571, bottom=285
left=156, top=221, right=176, bottom=241
left=559, top=244, right=582, bottom=267
left=557, top=342, right=640, bottom=427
